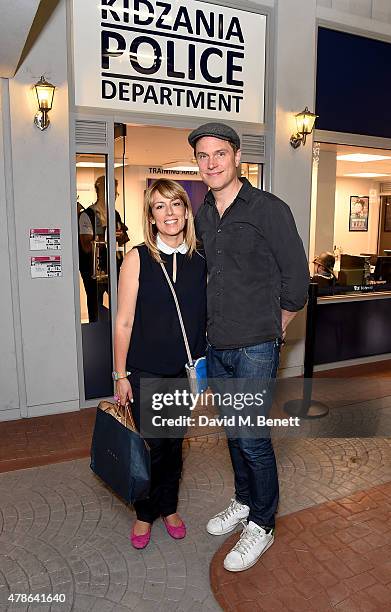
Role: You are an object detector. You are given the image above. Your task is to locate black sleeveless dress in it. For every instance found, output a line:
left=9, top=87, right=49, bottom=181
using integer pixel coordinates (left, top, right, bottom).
left=126, top=244, right=207, bottom=375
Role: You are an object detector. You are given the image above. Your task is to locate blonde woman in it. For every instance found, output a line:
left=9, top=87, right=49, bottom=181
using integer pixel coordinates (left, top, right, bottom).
left=114, top=179, right=206, bottom=549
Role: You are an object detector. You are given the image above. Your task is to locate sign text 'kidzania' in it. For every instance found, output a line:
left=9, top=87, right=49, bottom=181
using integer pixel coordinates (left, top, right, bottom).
left=72, top=0, right=266, bottom=122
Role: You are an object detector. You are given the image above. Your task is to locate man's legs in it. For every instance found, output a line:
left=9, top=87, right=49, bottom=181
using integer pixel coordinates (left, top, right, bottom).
left=206, top=344, right=250, bottom=535
left=231, top=340, right=280, bottom=529
left=207, top=339, right=281, bottom=570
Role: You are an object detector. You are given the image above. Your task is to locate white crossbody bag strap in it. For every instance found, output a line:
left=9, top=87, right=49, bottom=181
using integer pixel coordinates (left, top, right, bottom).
left=160, top=262, right=194, bottom=366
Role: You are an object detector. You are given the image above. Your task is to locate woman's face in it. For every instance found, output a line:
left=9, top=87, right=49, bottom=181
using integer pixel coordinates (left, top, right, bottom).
left=150, top=190, right=188, bottom=240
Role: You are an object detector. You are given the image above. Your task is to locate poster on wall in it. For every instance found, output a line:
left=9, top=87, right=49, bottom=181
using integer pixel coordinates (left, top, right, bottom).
left=349, top=196, right=369, bottom=232
left=384, top=197, right=391, bottom=232
left=30, top=256, right=62, bottom=278
left=30, top=228, right=61, bottom=250
left=72, top=0, right=266, bottom=123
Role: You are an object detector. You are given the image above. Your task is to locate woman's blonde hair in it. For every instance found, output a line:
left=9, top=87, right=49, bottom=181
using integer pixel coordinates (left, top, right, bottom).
left=143, top=179, right=197, bottom=262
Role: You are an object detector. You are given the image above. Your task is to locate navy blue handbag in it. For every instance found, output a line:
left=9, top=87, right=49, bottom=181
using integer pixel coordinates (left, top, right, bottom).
left=90, top=401, right=150, bottom=504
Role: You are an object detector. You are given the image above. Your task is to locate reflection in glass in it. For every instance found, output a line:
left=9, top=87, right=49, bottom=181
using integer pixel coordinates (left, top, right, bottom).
left=241, top=163, right=262, bottom=188
left=78, top=168, right=110, bottom=323
left=76, top=154, right=114, bottom=399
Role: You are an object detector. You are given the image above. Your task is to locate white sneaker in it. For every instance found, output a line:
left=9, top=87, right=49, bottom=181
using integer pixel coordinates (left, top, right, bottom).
left=223, top=521, right=274, bottom=572
left=206, top=498, right=250, bottom=535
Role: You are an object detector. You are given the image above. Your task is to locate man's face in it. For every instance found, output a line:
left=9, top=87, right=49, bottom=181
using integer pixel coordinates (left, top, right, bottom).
left=195, top=136, right=241, bottom=192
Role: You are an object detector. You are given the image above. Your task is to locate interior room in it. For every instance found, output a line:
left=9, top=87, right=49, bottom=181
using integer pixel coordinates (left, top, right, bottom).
left=310, top=143, right=391, bottom=285
left=76, top=124, right=262, bottom=323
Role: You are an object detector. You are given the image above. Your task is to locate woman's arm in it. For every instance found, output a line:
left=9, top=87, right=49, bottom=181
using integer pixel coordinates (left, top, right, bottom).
left=114, top=248, right=140, bottom=404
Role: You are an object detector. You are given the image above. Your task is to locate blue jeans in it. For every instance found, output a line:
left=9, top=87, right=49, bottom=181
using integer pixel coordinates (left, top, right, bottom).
left=207, top=339, right=281, bottom=529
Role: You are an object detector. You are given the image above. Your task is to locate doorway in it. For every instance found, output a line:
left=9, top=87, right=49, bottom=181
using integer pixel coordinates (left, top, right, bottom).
left=76, top=124, right=264, bottom=401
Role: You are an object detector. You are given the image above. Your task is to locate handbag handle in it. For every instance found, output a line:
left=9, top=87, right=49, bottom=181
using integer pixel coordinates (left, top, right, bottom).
left=160, top=262, right=194, bottom=366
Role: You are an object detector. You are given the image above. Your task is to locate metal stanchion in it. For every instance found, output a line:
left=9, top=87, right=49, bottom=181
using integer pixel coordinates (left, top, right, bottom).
left=284, top=282, right=329, bottom=419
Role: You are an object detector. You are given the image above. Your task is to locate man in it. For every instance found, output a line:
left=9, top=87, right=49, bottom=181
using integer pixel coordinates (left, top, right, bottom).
left=188, top=122, right=309, bottom=572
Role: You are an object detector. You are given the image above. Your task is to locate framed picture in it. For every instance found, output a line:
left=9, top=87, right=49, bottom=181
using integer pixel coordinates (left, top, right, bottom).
left=349, top=196, right=369, bottom=231
left=384, top=197, right=391, bottom=232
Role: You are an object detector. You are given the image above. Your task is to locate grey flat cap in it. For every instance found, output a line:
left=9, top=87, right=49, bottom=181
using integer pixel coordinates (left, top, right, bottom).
left=188, top=122, right=240, bottom=149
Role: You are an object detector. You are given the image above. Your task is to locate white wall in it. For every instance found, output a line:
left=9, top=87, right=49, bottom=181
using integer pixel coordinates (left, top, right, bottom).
left=6, top=0, right=79, bottom=418
left=317, top=0, right=391, bottom=24
left=272, top=0, right=317, bottom=376
left=0, top=80, right=22, bottom=420
left=314, top=150, right=337, bottom=259
left=334, top=177, right=380, bottom=255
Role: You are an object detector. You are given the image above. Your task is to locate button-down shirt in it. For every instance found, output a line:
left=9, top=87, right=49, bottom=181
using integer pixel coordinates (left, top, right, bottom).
left=195, top=178, right=310, bottom=349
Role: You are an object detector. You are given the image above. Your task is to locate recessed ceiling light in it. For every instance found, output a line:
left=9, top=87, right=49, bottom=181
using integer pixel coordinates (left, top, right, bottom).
left=344, top=173, right=391, bottom=178
left=76, top=162, right=123, bottom=168
left=337, top=154, right=391, bottom=162
left=163, top=161, right=198, bottom=172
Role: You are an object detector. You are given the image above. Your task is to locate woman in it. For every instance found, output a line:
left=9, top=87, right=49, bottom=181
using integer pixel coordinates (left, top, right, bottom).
left=114, top=178, right=206, bottom=549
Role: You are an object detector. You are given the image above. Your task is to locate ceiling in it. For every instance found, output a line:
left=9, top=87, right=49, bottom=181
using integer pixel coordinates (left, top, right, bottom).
left=319, top=143, right=391, bottom=179
left=114, top=125, right=194, bottom=167
left=0, top=0, right=43, bottom=78
left=83, top=128, right=391, bottom=180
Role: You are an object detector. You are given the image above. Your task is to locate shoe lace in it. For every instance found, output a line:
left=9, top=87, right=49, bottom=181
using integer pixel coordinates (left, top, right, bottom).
left=215, top=498, right=244, bottom=522
left=232, top=521, right=265, bottom=555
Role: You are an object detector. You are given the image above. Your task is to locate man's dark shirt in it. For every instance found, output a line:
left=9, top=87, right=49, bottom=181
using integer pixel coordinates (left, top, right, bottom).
left=195, top=178, right=310, bottom=349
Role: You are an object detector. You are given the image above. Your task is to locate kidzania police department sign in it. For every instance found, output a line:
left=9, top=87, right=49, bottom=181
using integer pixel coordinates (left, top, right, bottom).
left=72, top=0, right=266, bottom=122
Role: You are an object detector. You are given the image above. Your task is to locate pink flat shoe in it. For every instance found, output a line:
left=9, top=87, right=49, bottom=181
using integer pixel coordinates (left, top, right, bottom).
left=130, top=525, right=151, bottom=549
left=163, top=518, right=186, bottom=539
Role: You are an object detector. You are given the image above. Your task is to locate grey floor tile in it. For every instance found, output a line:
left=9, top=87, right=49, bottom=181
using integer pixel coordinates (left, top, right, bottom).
left=0, top=433, right=391, bottom=611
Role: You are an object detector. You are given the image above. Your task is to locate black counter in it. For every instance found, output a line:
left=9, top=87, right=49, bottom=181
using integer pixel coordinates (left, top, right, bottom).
left=314, top=290, right=391, bottom=365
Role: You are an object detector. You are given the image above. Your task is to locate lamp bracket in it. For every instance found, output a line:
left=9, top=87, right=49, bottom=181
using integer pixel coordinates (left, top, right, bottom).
left=290, top=133, right=303, bottom=149
left=34, top=111, right=50, bottom=131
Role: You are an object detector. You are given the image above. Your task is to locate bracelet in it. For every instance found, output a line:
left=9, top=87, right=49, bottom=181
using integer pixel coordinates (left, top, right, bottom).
left=112, top=370, right=131, bottom=381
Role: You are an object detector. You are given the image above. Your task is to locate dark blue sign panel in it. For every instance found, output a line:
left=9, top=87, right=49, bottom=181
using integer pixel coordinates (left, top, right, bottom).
left=316, top=27, right=391, bottom=138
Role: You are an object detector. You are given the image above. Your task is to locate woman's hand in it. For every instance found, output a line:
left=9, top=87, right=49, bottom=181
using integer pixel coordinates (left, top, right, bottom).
left=115, top=378, right=133, bottom=407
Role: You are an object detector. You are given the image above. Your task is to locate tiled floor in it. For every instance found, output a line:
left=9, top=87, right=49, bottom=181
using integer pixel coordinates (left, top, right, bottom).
left=211, top=482, right=391, bottom=611
left=0, top=360, right=390, bottom=611
left=0, top=409, right=96, bottom=473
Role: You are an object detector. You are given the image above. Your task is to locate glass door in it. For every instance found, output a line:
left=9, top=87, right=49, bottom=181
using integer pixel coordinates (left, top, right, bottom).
left=76, top=153, right=114, bottom=399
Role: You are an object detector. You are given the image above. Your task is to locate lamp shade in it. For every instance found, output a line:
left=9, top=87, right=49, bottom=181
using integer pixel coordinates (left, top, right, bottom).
left=295, top=107, right=318, bottom=136
left=34, top=76, right=55, bottom=111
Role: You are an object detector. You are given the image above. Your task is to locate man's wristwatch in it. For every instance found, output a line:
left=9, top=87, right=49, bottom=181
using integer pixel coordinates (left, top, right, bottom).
left=112, top=370, right=131, bottom=381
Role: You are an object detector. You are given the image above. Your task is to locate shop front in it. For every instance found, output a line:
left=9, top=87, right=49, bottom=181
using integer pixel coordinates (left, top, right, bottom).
left=1, top=0, right=318, bottom=420
left=312, top=26, right=391, bottom=369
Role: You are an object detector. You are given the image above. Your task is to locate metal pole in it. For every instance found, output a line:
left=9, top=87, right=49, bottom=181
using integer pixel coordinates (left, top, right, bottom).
left=284, top=283, right=329, bottom=419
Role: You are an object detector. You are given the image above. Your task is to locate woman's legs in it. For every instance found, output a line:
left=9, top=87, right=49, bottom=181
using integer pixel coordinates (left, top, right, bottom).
left=130, top=371, right=185, bottom=532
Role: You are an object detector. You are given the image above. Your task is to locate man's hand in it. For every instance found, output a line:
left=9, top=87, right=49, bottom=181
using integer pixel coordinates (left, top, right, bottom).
left=281, top=309, right=297, bottom=342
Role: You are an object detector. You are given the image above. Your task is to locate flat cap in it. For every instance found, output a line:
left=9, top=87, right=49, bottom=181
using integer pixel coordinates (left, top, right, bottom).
left=188, top=122, right=240, bottom=149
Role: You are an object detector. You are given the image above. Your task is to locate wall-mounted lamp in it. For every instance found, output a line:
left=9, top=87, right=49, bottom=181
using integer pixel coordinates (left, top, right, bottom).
left=33, top=76, right=56, bottom=131
left=290, top=107, right=318, bottom=149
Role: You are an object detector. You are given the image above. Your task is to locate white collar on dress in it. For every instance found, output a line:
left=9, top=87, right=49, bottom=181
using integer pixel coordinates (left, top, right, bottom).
left=157, top=234, right=188, bottom=255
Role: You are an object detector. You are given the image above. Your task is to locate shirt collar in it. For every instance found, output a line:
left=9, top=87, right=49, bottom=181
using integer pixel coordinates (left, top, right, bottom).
left=157, top=233, right=188, bottom=254
left=205, top=177, right=253, bottom=206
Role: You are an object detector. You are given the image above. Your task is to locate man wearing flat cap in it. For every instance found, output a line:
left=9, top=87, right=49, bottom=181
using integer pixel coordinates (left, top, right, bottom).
left=189, top=122, right=309, bottom=572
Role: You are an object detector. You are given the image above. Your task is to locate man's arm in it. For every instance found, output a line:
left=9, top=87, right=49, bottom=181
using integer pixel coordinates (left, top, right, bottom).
left=262, top=194, right=310, bottom=330
left=281, top=309, right=297, bottom=340
left=79, top=212, right=94, bottom=253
